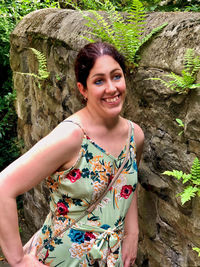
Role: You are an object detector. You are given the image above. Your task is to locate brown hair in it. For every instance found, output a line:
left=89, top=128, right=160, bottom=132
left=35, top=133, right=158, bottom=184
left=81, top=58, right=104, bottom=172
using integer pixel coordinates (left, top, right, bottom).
left=74, top=42, right=126, bottom=88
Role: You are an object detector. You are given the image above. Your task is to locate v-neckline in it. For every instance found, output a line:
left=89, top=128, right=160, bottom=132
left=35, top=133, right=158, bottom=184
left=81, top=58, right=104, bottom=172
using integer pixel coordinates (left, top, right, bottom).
left=83, top=121, right=132, bottom=161
left=85, top=134, right=127, bottom=161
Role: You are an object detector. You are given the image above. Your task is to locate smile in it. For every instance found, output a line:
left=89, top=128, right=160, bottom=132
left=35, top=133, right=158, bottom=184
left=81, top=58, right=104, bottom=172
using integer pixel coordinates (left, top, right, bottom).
left=104, top=95, right=119, bottom=103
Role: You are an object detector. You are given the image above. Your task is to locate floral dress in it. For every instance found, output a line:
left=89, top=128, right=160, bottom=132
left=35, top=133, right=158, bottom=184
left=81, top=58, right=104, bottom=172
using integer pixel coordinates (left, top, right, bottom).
left=34, top=120, right=138, bottom=267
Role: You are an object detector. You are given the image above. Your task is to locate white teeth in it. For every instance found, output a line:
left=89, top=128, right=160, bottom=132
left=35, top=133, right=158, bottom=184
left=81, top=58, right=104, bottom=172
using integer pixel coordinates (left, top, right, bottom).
left=105, top=96, right=119, bottom=103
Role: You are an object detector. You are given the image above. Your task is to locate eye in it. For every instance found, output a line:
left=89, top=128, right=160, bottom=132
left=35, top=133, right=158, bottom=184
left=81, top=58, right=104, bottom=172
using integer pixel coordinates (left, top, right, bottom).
left=94, top=79, right=103, bottom=85
left=113, top=74, right=122, bottom=81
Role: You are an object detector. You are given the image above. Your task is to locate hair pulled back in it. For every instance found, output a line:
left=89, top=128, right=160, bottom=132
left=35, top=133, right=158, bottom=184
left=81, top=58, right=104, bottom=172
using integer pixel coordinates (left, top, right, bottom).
left=75, top=42, right=126, bottom=88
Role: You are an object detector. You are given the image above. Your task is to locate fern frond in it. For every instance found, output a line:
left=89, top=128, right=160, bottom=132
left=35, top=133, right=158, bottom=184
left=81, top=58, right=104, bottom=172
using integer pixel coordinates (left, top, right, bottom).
left=178, top=186, right=199, bottom=205
left=14, top=72, right=39, bottom=79
left=151, top=48, right=200, bottom=94
left=81, top=0, right=166, bottom=68
left=176, top=118, right=184, bottom=127
left=191, top=158, right=200, bottom=183
left=83, top=10, right=116, bottom=46
left=147, top=77, right=173, bottom=89
left=29, top=48, right=49, bottom=80
left=191, top=58, right=200, bottom=75
left=135, top=23, right=167, bottom=57
left=182, top=173, right=192, bottom=184
left=127, top=0, right=146, bottom=31
left=188, top=83, right=200, bottom=89
left=193, top=247, right=200, bottom=257
left=181, top=70, right=196, bottom=85
left=163, top=170, right=184, bottom=180
left=184, top=48, right=195, bottom=73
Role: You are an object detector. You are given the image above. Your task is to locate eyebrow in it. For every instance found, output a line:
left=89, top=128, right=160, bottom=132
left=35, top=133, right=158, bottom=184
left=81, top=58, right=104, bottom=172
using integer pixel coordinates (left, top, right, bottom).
left=91, top=68, right=122, bottom=78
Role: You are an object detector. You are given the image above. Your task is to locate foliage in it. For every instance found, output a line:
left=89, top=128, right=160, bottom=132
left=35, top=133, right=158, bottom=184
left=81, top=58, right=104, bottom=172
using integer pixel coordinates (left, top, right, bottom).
left=176, top=118, right=184, bottom=136
left=150, top=49, right=200, bottom=94
left=29, top=48, right=50, bottom=80
left=163, top=158, right=200, bottom=205
left=15, top=48, right=50, bottom=89
left=61, top=0, right=200, bottom=12
left=79, top=0, right=167, bottom=68
left=0, top=0, right=59, bottom=171
left=193, top=247, right=200, bottom=257
left=60, top=0, right=102, bottom=10
left=0, top=91, right=22, bottom=170
left=61, top=0, right=140, bottom=11
left=141, top=0, right=200, bottom=12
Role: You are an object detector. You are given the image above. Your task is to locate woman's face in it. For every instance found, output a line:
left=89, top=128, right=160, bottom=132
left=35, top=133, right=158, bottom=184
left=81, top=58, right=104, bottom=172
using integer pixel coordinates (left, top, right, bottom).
left=80, top=55, right=126, bottom=120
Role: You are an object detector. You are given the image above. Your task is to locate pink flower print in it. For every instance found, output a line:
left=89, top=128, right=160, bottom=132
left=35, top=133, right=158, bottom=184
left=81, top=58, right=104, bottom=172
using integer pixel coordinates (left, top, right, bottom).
left=120, top=185, right=133, bottom=199
left=85, top=232, right=96, bottom=241
left=57, top=202, right=69, bottom=215
left=108, top=174, right=114, bottom=191
left=66, top=169, right=81, bottom=183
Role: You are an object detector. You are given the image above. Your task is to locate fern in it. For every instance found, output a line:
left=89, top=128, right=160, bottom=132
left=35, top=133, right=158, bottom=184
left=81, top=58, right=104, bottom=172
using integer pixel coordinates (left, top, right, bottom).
left=81, top=0, right=167, bottom=68
left=14, top=48, right=50, bottom=89
left=163, top=158, right=200, bottom=205
left=149, top=48, right=200, bottom=94
left=29, top=48, right=50, bottom=80
left=191, top=158, right=200, bottom=185
left=176, top=118, right=184, bottom=136
left=163, top=170, right=184, bottom=180
left=193, top=247, right=200, bottom=257
left=177, top=186, right=199, bottom=205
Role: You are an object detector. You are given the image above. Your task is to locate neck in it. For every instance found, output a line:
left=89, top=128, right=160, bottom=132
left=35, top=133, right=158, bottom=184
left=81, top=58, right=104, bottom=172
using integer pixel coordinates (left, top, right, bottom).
left=82, top=106, right=121, bottom=129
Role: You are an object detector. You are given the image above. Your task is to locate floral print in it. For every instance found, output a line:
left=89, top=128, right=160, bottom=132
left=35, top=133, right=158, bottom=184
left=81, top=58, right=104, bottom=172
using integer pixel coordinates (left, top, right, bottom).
left=120, top=185, right=133, bottom=199
left=65, top=169, right=81, bottom=183
left=68, top=229, right=86, bottom=244
left=57, top=201, right=69, bottom=215
left=34, top=120, right=137, bottom=266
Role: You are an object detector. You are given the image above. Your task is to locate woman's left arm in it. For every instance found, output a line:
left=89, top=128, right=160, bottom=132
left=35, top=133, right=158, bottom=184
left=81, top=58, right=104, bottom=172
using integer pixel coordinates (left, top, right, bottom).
left=122, top=123, right=144, bottom=267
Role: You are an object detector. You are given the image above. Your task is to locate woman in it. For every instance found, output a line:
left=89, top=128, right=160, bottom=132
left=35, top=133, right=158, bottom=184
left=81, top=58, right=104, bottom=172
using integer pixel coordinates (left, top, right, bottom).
left=0, top=42, right=144, bottom=267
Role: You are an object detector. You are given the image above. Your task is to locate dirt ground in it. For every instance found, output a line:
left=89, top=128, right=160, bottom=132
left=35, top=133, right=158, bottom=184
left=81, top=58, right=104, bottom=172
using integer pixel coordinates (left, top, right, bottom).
left=0, top=210, right=32, bottom=266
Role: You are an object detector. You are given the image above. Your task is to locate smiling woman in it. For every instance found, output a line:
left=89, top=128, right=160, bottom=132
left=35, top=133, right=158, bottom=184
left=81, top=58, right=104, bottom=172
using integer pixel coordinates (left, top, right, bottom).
left=0, top=42, right=144, bottom=267
left=78, top=55, right=126, bottom=121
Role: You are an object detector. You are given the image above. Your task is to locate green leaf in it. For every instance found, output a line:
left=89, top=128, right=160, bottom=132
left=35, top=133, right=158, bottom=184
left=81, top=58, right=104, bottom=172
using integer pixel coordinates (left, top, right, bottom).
left=182, top=173, right=192, bottom=184
left=80, top=0, right=167, bottom=67
left=191, top=158, right=200, bottom=182
left=179, top=186, right=199, bottom=205
left=149, top=48, right=200, bottom=94
left=192, top=247, right=200, bottom=257
left=163, top=170, right=184, bottom=180
left=176, top=118, right=184, bottom=127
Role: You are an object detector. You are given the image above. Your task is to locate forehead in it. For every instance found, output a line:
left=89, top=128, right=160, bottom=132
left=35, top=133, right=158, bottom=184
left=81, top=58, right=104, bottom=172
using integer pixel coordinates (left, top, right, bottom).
left=89, top=55, right=122, bottom=75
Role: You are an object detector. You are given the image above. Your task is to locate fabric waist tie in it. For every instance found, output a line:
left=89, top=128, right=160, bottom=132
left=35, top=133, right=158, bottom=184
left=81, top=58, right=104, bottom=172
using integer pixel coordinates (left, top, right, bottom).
left=72, top=222, right=123, bottom=260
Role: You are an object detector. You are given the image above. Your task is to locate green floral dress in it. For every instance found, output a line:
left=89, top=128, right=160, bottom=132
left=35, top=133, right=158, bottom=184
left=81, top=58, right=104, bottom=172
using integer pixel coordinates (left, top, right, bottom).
left=34, top=120, right=138, bottom=267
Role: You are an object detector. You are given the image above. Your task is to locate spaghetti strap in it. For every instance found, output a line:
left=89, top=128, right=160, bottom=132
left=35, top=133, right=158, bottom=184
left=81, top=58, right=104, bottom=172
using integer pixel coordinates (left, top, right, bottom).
left=35, top=118, right=138, bottom=266
left=128, top=120, right=134, bottom=138
left=62, top=119, right=86, bottom=136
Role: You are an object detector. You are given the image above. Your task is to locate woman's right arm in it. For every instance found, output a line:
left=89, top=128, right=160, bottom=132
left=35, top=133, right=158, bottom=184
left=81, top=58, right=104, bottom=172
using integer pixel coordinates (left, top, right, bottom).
left=0, top=122, right=83, bottom=266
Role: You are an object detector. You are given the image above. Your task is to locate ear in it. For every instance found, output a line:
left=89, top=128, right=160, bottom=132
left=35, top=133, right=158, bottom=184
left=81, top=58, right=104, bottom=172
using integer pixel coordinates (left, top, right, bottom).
left=77, top=82, right=88, bottom=99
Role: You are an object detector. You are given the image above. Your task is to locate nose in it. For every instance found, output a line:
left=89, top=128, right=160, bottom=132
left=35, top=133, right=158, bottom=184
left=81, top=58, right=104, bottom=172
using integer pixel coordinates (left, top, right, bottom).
left=105, top=80, right=117, bottom=94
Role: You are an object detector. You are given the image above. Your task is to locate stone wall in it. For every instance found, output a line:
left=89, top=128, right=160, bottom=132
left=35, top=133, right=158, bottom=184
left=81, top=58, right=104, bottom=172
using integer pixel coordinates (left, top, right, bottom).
left=10, top=9, right=200, bottom=266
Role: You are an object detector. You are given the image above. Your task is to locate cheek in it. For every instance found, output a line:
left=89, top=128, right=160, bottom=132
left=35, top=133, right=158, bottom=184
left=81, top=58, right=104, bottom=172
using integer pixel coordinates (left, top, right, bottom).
left=120, top=81, right=126, bottom=93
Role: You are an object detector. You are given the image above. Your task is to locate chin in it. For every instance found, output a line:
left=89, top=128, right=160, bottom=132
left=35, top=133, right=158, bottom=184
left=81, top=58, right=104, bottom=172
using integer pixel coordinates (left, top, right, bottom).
left=104, top=106, right=123, bottom=118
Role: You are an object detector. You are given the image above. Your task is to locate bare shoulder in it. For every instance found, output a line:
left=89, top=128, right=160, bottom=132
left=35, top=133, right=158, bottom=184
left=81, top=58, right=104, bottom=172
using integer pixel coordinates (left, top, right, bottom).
left=0, top=120, right=84, bottom=197
left=131, top=122, right=144, bottom=165
left=132, top=122, right=144, bottom=146
left=48, top=120, right=84, bottom=147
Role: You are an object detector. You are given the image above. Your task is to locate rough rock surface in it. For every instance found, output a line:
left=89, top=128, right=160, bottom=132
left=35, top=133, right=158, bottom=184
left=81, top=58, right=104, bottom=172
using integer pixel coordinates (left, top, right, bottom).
left=10, top=9, right=200, bottom=266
